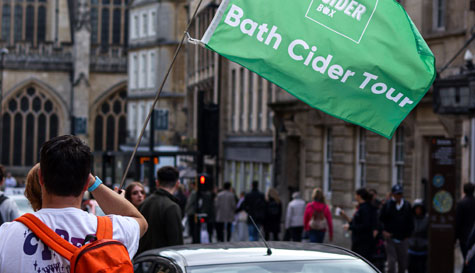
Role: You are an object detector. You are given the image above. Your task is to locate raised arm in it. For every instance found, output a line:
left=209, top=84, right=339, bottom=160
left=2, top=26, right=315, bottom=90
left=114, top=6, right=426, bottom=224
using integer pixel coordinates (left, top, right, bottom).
left=88, top=175, right=148, bottom=237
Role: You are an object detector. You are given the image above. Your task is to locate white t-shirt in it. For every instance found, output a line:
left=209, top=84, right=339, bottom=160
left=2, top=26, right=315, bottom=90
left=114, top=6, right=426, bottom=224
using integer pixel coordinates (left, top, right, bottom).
left=0, top=207, right=140, bottom=273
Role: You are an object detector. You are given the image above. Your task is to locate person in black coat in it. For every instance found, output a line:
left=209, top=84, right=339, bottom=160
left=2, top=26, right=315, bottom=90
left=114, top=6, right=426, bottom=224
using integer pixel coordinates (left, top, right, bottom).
left=241, top=181, right=266, bottom=241
left=264, top=187, right=282, bottom=241
left=379, top=184, right=414, bottom=273
left=137, top=166, right=183, bottom=256
left=341, top=188, right=377, bottom=261
left=456, top=183, right=475, bottom=265
left=408, top=200, right=428, bottom=273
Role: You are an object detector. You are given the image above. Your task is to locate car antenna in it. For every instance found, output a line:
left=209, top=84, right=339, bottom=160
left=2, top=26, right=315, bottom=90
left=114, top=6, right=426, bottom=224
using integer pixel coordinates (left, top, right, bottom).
left=249, top=215, right=272, bottom=256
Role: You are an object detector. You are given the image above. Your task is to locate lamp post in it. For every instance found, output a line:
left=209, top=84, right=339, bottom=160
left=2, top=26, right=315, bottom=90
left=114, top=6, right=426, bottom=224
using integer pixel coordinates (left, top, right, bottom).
left=0, top=48, right=9, bottom=164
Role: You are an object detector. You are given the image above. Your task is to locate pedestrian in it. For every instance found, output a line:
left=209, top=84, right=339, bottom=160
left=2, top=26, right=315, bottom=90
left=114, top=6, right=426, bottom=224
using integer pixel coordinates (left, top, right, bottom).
left=215, top=182, right=237, bottom=242
left=174, top=184, right=187, bottom=217
left=137, top=166, right=183, bottom=254
left=0, top=165, right=20, bottom=226
left=0, top=135, right=148, bottom=272
left=241, top=181, right=266, bottom=241
left=185, top=179, right=215, bottom=243
left=456, top=182, right=475, bottom=270
left=185, top=182, right=199, bottom=243
left=264, top=187, right=282, bottom=241
left=125, top=182, right=146, bottom=208
left=215, top=182, right=236, bottom=242
left=303, top=188, right=333, bottom=243
left=465, top=223, right=475, bottom=273
left=379, top=184, right=414, bottom=273
left=340, top=188, right=378, bottom=261
left=4, top=172, right=16, bottom=188
left=234, top=192, right=249, bottom=241
left=285, top=191, right=306, bottom=242
left=408, top=199, right=428, bottom=273
left=24, top=163, right=42, bottom=211
left=368, top=188, right=386, bottom=272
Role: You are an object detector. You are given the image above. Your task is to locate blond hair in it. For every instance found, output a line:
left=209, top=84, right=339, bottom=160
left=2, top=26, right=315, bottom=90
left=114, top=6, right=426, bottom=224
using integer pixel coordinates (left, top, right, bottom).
left=312, top=188, right=325, bottom=203
left=25, top=163, right=42, bottom=211
left=266, top=187, right=281, bottom=203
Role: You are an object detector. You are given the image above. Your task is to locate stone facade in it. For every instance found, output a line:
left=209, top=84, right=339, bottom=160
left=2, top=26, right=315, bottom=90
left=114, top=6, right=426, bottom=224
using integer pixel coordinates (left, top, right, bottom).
left=0, top=0, right=128, bottom=180
left=127, top=0, right=187, bottom=148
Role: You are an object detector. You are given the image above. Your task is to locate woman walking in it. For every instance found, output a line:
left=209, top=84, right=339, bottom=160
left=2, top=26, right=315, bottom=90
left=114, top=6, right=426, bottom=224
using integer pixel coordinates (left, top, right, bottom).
left=304, top=188, right=333, bottom=243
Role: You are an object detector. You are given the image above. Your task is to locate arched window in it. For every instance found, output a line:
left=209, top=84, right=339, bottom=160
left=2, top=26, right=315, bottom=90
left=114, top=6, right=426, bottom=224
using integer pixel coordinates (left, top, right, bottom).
left=0, top=0, right=47, bottom=45
left=1, top=86, right=61, bottom=166
left=90, top=0, right=128, bottom=47
left=93, top=89, right=127, bottom=151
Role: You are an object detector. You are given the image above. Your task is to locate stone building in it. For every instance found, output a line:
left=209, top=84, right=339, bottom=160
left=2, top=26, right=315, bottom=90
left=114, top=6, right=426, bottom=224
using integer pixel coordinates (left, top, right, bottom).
left=222, top=62, right=276, bottom=196
left=127, top=0, right=187, bottom=184
left=186, top=0, right=473, bottom=251
left=185, top=0, right=222, bottom=179
left=185, top=0, right=278, bottom=194
left=0, top=0, right=129, bottom=183
left=268, top=0, right=474, bottom=247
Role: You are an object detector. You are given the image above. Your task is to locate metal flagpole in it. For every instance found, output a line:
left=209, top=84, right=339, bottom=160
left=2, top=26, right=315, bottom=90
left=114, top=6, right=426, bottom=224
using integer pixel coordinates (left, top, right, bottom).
left=119, top=0, right=205, bottom=190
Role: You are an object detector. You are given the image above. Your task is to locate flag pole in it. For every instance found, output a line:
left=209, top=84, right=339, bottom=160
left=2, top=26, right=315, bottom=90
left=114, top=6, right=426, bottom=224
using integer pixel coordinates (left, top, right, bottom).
left=119, top=0, right=205, bottom=190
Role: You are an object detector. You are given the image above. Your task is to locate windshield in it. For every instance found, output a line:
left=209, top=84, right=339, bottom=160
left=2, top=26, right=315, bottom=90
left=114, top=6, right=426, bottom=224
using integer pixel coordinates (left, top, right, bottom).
left=187, top=260, right=376, bottom=273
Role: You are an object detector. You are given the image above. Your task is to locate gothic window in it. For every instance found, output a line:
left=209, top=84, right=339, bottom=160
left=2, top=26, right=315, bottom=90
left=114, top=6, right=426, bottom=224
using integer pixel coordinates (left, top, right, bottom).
left=13, top=4, right=21, bottom=41
left=37, top=5, right=45, bottom=42
left=90, top=0, right=128, bottom=47
left=112, top=8, right=121, bottom=44
left=93, top=89, right=127, bottom=151
left=0, top=0, right=47, bottom=45
left=1, top=3, right=10, bottom=42
left=1, top=86, right=60, bottom=166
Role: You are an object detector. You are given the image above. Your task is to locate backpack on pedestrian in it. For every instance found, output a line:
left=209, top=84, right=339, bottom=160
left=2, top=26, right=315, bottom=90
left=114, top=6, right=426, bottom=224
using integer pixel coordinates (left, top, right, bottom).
left=0, top=194, right=9, bottom=226
left=16, top=213, right=133, bottom=273
left=309, top=204, right=327, bottom=230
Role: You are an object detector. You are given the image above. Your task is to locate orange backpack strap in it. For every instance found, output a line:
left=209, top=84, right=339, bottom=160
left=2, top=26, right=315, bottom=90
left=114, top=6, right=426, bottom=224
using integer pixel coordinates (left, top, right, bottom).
left=95, top=216, right=113, bottom=240
left=15, top=213, right=76, bottom=260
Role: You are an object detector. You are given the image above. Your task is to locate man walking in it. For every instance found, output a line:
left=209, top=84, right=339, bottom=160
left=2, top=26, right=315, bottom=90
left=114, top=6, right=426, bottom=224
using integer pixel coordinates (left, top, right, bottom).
left=138, top=166, right=183, bottom=254
left=456, top=182, right=475, bottom=271
left=285, top=192, right=306, bottom=242
left=0, top=135, right=148, bottom=272
left=380, top=184, right=414, bottom=273
left=241, top=181, right=266, bottom=241
left=0, top=165, right=20, bottom=226
left=215, top=182, right=236, bottom=242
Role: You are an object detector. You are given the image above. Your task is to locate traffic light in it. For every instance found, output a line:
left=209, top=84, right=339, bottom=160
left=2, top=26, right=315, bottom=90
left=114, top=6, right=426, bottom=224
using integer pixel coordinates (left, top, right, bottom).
left=197, top=173, right=212, bottom=192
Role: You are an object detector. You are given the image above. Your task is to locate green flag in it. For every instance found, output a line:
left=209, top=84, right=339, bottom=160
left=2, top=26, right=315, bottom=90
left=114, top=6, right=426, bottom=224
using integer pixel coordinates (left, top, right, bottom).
left=201, top=0, right=436, bottom=138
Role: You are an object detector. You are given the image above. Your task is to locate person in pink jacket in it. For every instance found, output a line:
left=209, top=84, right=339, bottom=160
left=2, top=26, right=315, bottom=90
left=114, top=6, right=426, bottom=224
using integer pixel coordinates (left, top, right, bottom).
left=303, top=188, right=333, bottom=243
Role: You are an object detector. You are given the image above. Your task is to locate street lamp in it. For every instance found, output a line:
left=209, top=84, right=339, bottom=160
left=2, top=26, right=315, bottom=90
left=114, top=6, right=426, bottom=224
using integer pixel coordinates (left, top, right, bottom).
left=0, top=47, right=9, bottom=164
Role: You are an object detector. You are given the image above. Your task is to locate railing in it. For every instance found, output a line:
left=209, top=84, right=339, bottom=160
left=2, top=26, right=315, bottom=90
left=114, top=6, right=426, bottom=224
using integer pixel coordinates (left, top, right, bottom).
left=90, top=45, right=127, bottom=72
left=0, top=41, right=73, bottom=70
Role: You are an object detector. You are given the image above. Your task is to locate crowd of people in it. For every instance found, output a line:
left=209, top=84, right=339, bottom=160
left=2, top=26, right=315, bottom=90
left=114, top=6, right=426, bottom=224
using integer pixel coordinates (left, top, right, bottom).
left=0, top=135, right=474, bottom=272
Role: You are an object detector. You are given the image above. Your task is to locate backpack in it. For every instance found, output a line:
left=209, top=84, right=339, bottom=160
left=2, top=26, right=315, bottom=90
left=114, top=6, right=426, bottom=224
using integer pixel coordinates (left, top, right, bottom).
left=0, top=194, right=8, bottom=226
left=309, top=204, right=327, bottom=230
left=16, top=213, right=133, bottom=273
